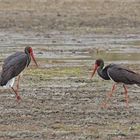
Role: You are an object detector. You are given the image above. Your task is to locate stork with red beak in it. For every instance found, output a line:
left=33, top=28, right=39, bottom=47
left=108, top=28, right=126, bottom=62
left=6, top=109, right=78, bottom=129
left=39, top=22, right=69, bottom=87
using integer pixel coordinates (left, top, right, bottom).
left=91, top=59, right=140, bottom=108
left=0, top=46, right=38, bottom=101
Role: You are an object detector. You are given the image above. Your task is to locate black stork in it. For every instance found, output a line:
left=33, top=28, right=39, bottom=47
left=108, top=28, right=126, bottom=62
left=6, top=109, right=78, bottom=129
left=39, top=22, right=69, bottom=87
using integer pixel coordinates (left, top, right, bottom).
left=90, top=59, right=140, bottom=108
left=0, top=46, right=38, bottom=101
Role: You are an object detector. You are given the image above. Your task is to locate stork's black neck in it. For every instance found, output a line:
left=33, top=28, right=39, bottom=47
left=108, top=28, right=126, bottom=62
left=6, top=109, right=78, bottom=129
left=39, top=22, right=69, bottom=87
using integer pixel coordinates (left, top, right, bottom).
left=25, top=47, right=31, bottom=67
left=96, top=60, right=110, bottom=80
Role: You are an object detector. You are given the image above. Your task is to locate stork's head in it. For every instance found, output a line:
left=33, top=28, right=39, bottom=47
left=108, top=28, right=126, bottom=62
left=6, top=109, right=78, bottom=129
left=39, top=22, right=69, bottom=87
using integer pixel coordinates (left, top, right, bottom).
left=90, top=59, right=104, bottom=79
left=25, top=46, right=38, bottom=67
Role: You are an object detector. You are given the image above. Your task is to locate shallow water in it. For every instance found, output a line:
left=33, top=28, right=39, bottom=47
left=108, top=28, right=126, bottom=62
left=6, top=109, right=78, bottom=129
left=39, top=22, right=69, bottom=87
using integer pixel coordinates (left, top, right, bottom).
left=1, top=31, right=140, bottom=65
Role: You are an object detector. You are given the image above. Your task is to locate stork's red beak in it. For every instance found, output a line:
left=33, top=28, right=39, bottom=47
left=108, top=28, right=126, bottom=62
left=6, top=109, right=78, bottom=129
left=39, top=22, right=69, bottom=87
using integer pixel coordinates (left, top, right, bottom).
left=90, top=64, right=98, bottom=79
left=30, top=52, right=38, bottom=67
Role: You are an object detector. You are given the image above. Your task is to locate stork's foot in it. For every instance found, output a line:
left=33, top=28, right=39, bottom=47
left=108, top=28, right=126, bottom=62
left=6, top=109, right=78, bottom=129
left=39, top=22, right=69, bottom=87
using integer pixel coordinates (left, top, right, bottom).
left=125, top=103, right=129, bottom=109
left=16, top=95, right=21, bottom=102
left=100, top=101, right=109, bottom=109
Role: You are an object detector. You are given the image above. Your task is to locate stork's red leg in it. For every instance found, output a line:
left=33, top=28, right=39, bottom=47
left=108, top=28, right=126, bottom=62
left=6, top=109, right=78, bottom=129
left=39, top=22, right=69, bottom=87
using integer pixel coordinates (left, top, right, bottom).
left=107, top=84, right=116, bottom=98
left=11, top=87, right=21, bottom=101
left=16, top=75, right=20, bottom=92
left=10, top=75, right=21, bottom=101
left=100, top=84, right=116, bottom=108
left=123, top=85, right=129, bottom=108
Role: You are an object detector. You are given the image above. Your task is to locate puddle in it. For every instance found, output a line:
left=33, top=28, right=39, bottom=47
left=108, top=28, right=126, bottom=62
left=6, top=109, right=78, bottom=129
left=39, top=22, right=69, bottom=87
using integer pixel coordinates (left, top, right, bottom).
left=0, top=32, right=140, bottom=69
left=0, top=31, right=140, bottom=81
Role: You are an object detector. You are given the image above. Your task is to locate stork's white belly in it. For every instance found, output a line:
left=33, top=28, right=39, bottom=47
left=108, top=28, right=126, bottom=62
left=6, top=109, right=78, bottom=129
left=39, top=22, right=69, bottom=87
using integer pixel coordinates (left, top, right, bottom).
left=3, top=77, right=15, bottom=88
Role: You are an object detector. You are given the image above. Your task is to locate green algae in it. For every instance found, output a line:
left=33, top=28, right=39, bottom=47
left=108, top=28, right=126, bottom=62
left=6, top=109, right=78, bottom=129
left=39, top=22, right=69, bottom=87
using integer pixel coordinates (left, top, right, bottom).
left=25, top=67, right=83, bottom=79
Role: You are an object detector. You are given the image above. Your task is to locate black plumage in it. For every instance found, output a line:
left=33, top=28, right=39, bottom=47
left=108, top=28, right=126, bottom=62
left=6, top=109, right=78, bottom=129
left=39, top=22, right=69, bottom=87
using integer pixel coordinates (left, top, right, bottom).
left=97, top=65, right=110, bottom=80
left=107, top=64, right=140, bottom=85
left=0, top=46, right=37, bottom=101
left=0, top=52, right=30, bottom=86
left=91, top=59, right=140, bottom=108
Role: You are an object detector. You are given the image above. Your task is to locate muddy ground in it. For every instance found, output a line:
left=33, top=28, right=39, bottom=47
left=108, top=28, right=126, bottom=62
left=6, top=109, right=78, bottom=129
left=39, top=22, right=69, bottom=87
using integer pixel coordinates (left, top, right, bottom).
left=0, top=0, right=140, bottom=140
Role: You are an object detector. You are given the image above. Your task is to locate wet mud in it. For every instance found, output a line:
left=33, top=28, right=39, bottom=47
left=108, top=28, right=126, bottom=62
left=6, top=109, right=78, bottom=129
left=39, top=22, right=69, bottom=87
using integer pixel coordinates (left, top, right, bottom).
left=0, top=0, right=140, bottom=140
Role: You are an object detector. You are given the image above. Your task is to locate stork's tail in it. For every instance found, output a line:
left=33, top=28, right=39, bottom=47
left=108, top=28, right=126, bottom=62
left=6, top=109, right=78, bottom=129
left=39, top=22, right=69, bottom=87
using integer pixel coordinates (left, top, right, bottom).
left=125, top=73, right=140, bottom=87
left=136, top=84, right=140, bottom=87
left=135, top=75, right=140, bottom=86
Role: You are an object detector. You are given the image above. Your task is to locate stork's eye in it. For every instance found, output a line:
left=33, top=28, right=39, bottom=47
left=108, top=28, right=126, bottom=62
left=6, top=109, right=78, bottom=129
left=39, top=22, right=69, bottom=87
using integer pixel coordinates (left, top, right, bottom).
left=96, top=60, right=100, bottom=66
left=29, top=47, right=33, bottom=53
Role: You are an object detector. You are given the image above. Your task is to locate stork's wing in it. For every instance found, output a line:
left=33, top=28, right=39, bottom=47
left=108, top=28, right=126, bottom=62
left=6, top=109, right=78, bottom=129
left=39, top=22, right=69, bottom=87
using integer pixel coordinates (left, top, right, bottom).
left=108, top=65, right=140, bottom=85
left=0, top=52, right=28, bottom=86
left=4, top=52, right=23, bottom=65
